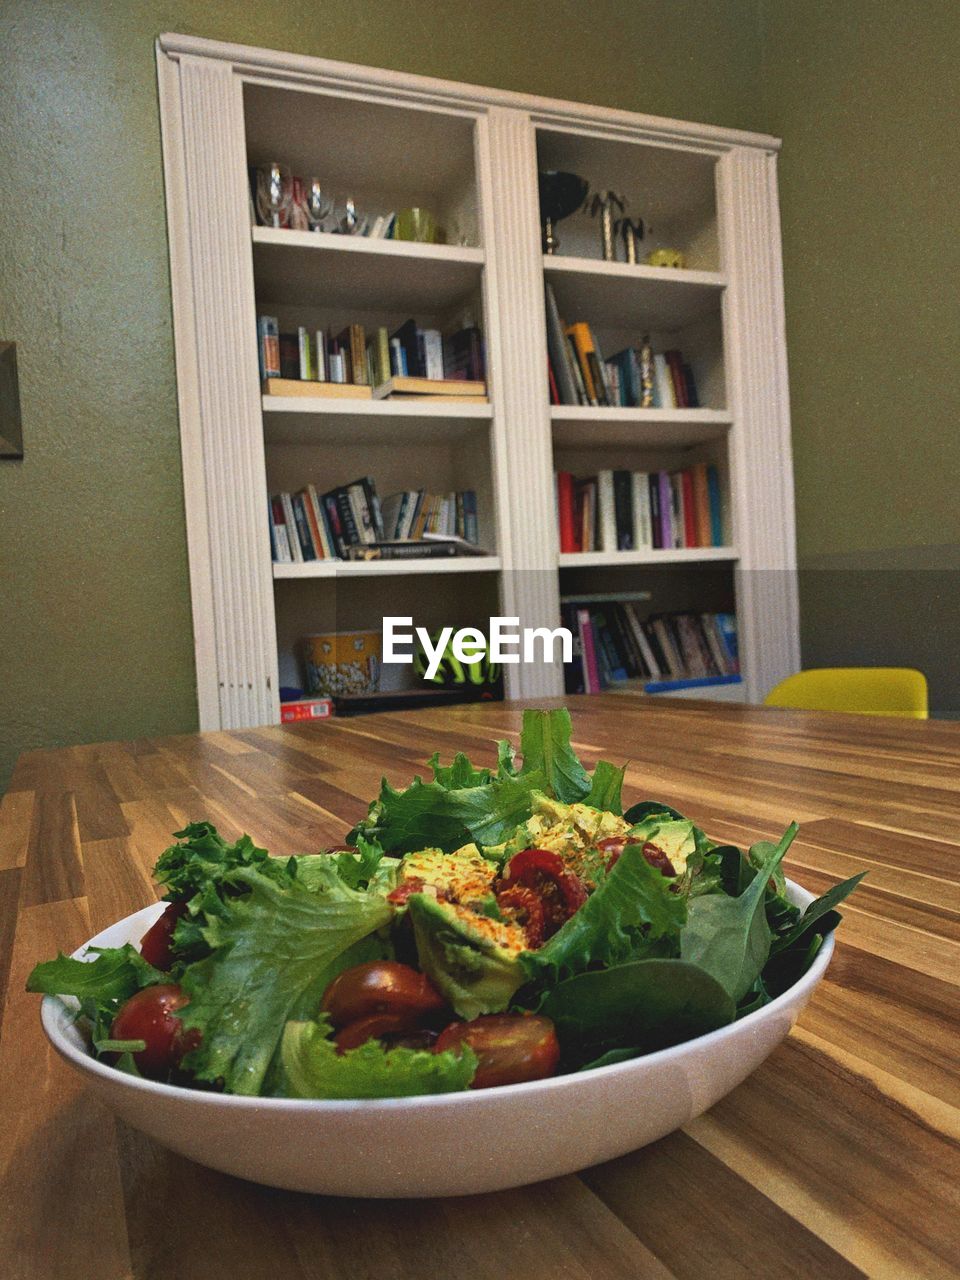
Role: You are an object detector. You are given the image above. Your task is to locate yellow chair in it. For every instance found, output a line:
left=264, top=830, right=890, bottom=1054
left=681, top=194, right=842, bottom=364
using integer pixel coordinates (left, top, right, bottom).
left=764, top=668, right=928, bottom=719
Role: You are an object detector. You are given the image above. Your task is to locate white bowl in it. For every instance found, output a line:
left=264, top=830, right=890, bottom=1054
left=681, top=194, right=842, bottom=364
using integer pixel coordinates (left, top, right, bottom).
left=41, top=880, right=831, bottom=1197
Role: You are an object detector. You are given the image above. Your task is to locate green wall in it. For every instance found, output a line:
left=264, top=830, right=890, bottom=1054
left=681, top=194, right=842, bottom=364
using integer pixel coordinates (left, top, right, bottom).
left=3, top=0, right=957, bottom=792
left=0, top=0, right=762, bottom=790
left=758, top=0, right=960, bottom=715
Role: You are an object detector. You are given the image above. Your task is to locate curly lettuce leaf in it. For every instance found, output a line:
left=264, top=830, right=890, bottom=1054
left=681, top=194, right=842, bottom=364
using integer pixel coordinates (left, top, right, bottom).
left=518, top=708, right=591, bottom=803
left=152, top=822, right=284, bottom=900
left=519, top=841, right=687, bottom=985
left=179, top=863, right=393, bottom=1095
left=428, top=750, right=493, bottom=790
left=26, top=944, right=163, bottom=1005
left=280, top=1017, right=476, bottom=1099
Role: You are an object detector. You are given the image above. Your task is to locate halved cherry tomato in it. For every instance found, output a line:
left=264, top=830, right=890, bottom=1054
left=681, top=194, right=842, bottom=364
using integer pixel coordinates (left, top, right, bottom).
left=334, top=1012, right=419, bottom=1051
left=138, top=901, right=188, bottom=971
left=596, top=836, right=676, bottom=877
left=499, top=848, right=587, bottom=936
left=321, top=961, right=447, bottom=1028
left=110, top=983, right=200, bottom=1079
left=495, top=883, right=546, bottom=948
left=434, top=1014, right=560, bottom=1089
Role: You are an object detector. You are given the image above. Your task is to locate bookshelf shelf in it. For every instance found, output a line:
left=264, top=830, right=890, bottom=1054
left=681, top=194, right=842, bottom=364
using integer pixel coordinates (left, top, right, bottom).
left=262, top=396, right=492, bottom=447
left=543, top=256, right=725, bottom=330
left=252, top=227, right=485, bottom=310
left=551, top=406, right=732, bottom=449
left=273, top=555, right=502, bottom=579
left=558, top=547, right=739, bottom=569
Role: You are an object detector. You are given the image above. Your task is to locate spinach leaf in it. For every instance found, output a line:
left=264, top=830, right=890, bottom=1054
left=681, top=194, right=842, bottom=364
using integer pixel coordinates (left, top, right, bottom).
left=623, top=800, right=687, bottom=825
left=541, top=958, right=735, bottom=1064
left=577, top=1046, right=644, bottom=1072
left=518, top=708, right=591, bottom=803
left=770, top=872, right=866, bottom=953
left=680, top=822, right=798, bottom=1002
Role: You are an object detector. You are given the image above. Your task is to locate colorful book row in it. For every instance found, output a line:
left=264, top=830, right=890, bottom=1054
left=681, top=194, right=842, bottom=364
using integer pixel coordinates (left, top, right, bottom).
left=557, top=465, right=723, bottom=554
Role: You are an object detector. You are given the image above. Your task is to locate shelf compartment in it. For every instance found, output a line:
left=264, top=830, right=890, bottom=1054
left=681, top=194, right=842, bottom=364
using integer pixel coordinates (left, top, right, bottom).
left=551, top=406, right=731, bottom=450
left=544, top=256, right=724, bottom=330
left=273, top=555, right=502, bottom=579
left=263, top=396, right=492, bottom=446
left=252, top=227, right=484, bottom=310
left=559, top=547, right=738, bottom=569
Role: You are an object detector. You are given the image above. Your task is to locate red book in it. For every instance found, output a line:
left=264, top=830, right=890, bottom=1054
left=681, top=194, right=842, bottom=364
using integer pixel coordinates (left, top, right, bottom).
left=664, top=350, right=688, bottom=408
left=556, top=471, right=578, bottom=553
left=548, top=358, right=560, bottom=406
left=681, top=470, right=697, bottom=547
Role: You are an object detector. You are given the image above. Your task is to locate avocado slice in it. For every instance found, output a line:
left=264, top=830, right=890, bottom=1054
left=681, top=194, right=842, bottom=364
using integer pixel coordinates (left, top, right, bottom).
left=407, top=893, right=525, bottom=1020
left=626, top=817, right=698, bottom=875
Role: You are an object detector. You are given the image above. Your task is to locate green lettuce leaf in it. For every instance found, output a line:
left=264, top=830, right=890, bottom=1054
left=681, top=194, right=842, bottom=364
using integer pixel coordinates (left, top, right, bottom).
left=518, top=708, right=591, bottom=803
left=583, top=760, right=626, bottom=814
left=680, top=822, right=798, bottom=1001
left=152, top=822, right=284, bottom=900
left=280, top=1017, right=476, bottom=1099
left=429, top=750, right=493, bottom=790
left=179, top=863, right=393, bottom=1095
left=519, top=841, right=687, bottom=985
left=26, top=944, right=163, bottom=1005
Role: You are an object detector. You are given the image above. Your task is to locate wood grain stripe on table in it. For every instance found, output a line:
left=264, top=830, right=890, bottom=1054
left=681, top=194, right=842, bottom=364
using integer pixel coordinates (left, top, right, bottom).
left=1, top=694, right=959, bottom=1280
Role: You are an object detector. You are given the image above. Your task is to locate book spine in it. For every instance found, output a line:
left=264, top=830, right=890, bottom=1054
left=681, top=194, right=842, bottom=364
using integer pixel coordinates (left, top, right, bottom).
left=597, top=470, right=617, bottom=552
left=623, top=602, right=660, bottom=677
left=423, top=329, right=444, bottom=381
left=577, top=607, right=601, bottom=694
left=298, top=327, right=313, bottom=381
left=653, top=353, right=675, bottom=409
left=298, top=489, right=325, bottom=559
left=692, top=463, right=711, bottom=546
left=707, top=465, right=723, bottom=545
left=557, top=472, right=578, bottom=553
left=347, top=483, right=374, bottom=544
left=258, top=315, right=280, bottom=381
left=632, top=471, right=652, bottom=550
left=657, top=472, right=673, bottom=549
left=332, top=490, right=360, bottom=546
left=715, top=613, right=740, bottom=673
left=649, top=473, right=661, bottom=549
left=270, top=496, right=291, bottom=563
left=279, top=492, right=303, bottom=561
left=562, top=602, right=585, bottom=694
left=321, top=494, right=346, bottom=558
left=314, top=330, right=327, bottom=382
left=291, top=493, right=319, bottom=559
left=613, top=470, right=633, bottom=551
left=345, top=542, right=459, bottom=560
left=351, top=325, right=367, bottom=384
left=681, top=469, right=697, bottom=547
left=664, top=349, right=688, bottom=407
left=682, top=361, right=699, bottom=408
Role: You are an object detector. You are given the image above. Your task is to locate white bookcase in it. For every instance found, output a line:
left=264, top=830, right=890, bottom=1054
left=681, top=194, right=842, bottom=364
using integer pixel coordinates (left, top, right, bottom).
left=157, top=34, right=799, bottom=731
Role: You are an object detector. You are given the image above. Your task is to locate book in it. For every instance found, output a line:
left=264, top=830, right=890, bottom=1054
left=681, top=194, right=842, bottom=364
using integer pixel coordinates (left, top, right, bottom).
left=657, top=472, right=673, bottom=549
left=577, top=607, right=601, bottom=693
left=664, top=350, right=688, bottom=408
left=623, top=602, right=660, bottom=677
left=557, top=471, right=578, bottom=553
left=290, top=493, right=319, bottom=559
left=337, top=324, right=367, bottom=385
left=578, top=478, right=597, bottom=551
left=305, top=484, right=334, bottom=558
left=262, top=378, right=372, bottom=399
left=597, top=470, right=617, bottom=552
left=613, top=470, right=633, bottom=551
left=707, top=465, right=723, bottom=545
left=279, top=492, right=303, bottom=562
left=567, top=323, right=609, bottom=407
left=692, top=464, right=711, bottom=546
left=279, top=333, right=300, bottom=381
left=714, top=612, right=740, bottom=672
left=280, top=697, right=333, bottom=723
left=443, top=326, right=484, bottom=381
left=372, top=376, right=486, bottom=399
left=297, top=327, right=314, bottom=381
left=700, top=612, right=731, bottom=676
left=421, top=329, right=444, bottom=381
left=298, top=487, right=326, bottom=559
left=543, top=284, right=579, bottom=405
left=649, top=473, right=662, bottom=549
left=258, top=316, right=280, bottom=380
left=314, top=329, right=327, bottom=382
left=391, top=318, right=423, bottom=378
left=652, top=354, right=676, bottom=409
left=681, top=469, right=697, bottom=547
left=631, top=471, right=653, bottom=550
left=321, top=493, right=347, bottom=558
left=343, top=540, right=462, bottom=561
left=562, top=603, right=585, bottom=694
left=269, top=495, right=291, bottom=563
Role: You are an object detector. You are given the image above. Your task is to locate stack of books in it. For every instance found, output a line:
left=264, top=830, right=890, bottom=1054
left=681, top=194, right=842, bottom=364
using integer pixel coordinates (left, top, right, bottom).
left=556, top=465, right=723, bottom=554
left=545, top=284, right=699, bottom=409
left=258, top=315, right=485, bottom=401
left=269, top=477, right=481, bottom=563
left=561, top=600, right=739, bottom=694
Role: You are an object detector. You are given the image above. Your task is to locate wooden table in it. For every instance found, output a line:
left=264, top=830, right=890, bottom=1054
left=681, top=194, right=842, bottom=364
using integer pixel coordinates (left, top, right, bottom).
left=1, top=695, right=958, bottom=1279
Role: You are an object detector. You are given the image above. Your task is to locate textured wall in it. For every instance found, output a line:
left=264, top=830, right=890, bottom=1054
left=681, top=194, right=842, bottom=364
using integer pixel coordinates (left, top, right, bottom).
left=758, top=0, right=960, bottom=714
left=0, top=1, right=762, bottom=789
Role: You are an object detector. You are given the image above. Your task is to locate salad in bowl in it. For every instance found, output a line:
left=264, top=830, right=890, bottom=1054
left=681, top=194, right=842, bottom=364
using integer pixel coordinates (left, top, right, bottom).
left=28, top=709, right=862, bottom=1106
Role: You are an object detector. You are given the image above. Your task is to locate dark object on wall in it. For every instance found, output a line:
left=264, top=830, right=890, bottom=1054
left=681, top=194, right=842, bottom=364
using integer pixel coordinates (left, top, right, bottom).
left=0, top=342, right=23, bottom=459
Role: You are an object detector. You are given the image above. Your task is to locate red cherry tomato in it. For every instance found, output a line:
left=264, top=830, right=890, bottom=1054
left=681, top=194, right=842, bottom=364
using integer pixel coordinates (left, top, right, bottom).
left=110, top=983, right=200, bottom=1079
left=321, top=961, right=447, bottom=1029
left=596, top=836, right=676, bottom=877
left=500, top=848, right=587, bottom=936
left=138, top=901, right=188, bottom=971
left=434, top=1014, right=561, bottom=1089
left=494, top=883, right=546, bottom=948
left=334, top=1012, right=420, bottom=1052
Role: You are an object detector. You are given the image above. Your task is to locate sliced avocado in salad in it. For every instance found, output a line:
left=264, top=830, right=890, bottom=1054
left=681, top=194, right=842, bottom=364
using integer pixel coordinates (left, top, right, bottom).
left=626, top=815, right=699, bottom=876
left=407, top=892, right=525, bottom=1020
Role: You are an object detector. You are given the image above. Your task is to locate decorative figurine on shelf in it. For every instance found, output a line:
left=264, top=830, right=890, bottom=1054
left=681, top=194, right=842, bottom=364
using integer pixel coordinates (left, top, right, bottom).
left=646, top=247, right=687, bottom=269
left=615, top=215, right=645, bottom=264
left=586, top=189, right=626, bottom=261
left=304, top=178, right=333, bottom=233
left=255, top=162, right=292, bottom=229
left=538, top=171, right=589, bottom=255
left=638, top=333, right=655, bottom=407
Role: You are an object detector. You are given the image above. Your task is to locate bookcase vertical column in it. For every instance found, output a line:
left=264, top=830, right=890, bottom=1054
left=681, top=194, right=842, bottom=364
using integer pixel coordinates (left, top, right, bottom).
left=174, top=55, right=278, bottom=728
left=718, top=146, right=801, bottom=701
left=477, top=108, right=564, bottom=699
